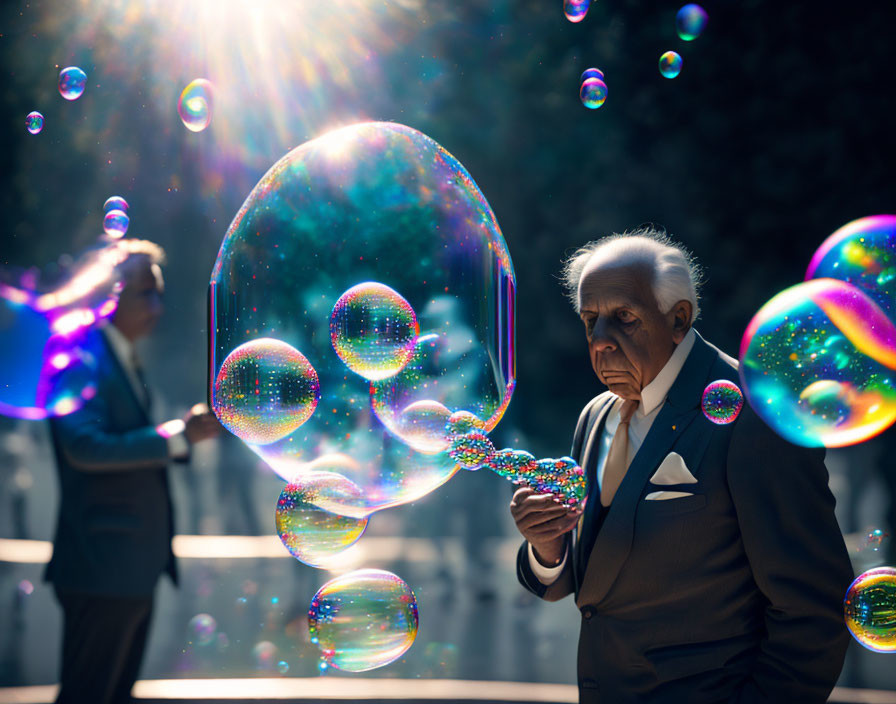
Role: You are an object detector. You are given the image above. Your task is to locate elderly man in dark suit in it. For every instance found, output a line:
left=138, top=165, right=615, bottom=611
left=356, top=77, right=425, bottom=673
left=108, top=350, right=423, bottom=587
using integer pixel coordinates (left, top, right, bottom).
left=45, top=241, right=220, bottom=704
left=513, top=229, right=854, bottom=703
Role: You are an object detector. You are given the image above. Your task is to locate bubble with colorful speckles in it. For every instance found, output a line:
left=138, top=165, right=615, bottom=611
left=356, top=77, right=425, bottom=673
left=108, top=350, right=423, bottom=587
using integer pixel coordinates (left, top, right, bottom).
left=659, top=51, right=683, bottom=79
left=739, top=278, right=896, bottom=447
left=844, top=567, right=896, bottom=652
left=701, top=380, right=744, bottom=425
left=58, top=67, right=86, bottom=101
left=308, top=569, right=418, bottom=672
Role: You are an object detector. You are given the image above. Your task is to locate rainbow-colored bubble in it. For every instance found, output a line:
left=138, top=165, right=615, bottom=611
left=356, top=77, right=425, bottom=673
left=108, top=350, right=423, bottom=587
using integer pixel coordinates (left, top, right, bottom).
left=330, top=282, right=419, bottom=382
left=806, top=215, right=896, bottom=322
left=449, top=430, right=495, bottom=470
left=58, top=67, right=86, bottom=101
left=580, top=78, right=608, bottom=110
left=676, top=4, right=708, bottom=41
left=395, top=399, right=452, bottom=454
left=103, top=209, right=129, bottom=239
left=845, top=567, right=896, bottom=652
left=212, top=338, right=320, bottom=445
left=103, top=196, right=128, bottom=214
left=659, top=51, right=683, bottom=79
left=740, top=278, right=896, bottom=447
left=275, top=472, right=368, bottom=567
left=563, top=0, right=591, bottom=23
left=178, top=79, right=214, bottom=133
left=25, top=112, right=43, bottom=135
left=701, top=380, right=744, bottom=425
left=581, top=68, right=604, bottom=83
left=188, top=613, right=217, bottom=646
left=308, top=569, right=418, bottom=672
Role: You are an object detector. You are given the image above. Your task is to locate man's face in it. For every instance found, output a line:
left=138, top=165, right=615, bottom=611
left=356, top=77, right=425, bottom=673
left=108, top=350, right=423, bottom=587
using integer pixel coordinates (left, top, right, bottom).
left=577, top=261, right=690, bottom=401
left=111, top=259, right=164, bottom=341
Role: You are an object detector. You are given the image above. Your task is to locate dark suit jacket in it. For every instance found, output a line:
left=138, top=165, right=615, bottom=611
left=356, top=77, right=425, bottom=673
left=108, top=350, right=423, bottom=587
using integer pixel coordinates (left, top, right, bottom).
left=45, top=328, right=178, bottom=597
left=517, top=330, right=853, bottom=703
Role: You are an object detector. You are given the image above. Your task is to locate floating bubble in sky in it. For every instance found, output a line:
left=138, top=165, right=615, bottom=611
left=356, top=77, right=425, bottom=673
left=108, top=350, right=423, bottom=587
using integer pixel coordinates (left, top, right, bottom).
left=844, top=567, right=896, bottom=652
left=103, top=196, right=128, bottom=214
left=659, top=51, right=683, bottom=79
left=740, top=278, right=896, bottom=447
left=188, top=613, right=217, bottom=646
left=580, top=77, right=608, bottom=109
left=806, top=216, right=896, bottom=322
left=275, top=472, right=368, bottom=567
left=102, top=209, right=129, bottom=239
left=563, top=0, right=591, bottom=23
left=277, top=660, right=289, bottom=674
left=178, top=79, right=214, bottom=132
left=210, top=122, right=514, bottom=514
left=701, top=380, right=744, bottom=425
left=58, top=67, right=87, bottom=101
left=580, top=68, right=604, bottom=83
left=330, top=282, right=419, bottom=382
left=676, top=4, right=708, bottom=41
left=212, top=338, right=320, bottom=445
left=253, top=641, right=278, bottom=669
left=308, top=569, right=418, bottom=672
left=25, top=112, right=43, bottom=135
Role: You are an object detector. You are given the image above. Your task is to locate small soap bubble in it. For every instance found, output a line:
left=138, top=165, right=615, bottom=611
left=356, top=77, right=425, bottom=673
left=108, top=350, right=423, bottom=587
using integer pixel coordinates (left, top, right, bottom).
left=580, top=68, right=604, bottom=83
left=103, top=209, right=129, bottom=239
left=806, top=215, right=896, bottom=322
left=580, top=78, right=608, bottom=110
left=330, top=282, right=419, bottom=382
left=103, top=196, right=129, bottom=214
left=25, top=112, right=44, bottom=135
left=275, top=472, right=368, bottom=567
left=676, top=4, right=708, bottom=41
left=563, top=0, right=591, bottom=23
left=395, top=399, right=452, bottom=454
left=277, top=660, right=290, bottom=674
left=701, top=380, right=744, bottom=425
left=659, top=51, right=683, bottom=79
left=446, top=410, right=486, bottom=438
left=253, top=641, right=278, bottom=668
left=212, top=338, right=320, bottom=445
left=58, top=67, right=87, bottom=101
left=739, top=278, right=896, bottom=447
left=859, top=528, right=890, bottom=553
left=845, top=567, right=896, bottom=652
left=308, top=569, right=418, bottom=672
left=178, top=79, right=214, bottom=132
left=188, top=613, right=217, bottom=646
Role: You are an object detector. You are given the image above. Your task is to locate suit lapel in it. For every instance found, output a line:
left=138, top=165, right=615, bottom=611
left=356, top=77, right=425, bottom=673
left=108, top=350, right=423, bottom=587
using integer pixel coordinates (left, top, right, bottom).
left=576, top=330, right=718, bottom=607
left=99, top=330, right=151, bottom=425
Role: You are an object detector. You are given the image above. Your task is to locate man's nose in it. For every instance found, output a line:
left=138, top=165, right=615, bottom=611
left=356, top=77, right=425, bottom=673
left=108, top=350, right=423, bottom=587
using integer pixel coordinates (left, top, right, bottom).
left=589, top=321, right=616, bottom=352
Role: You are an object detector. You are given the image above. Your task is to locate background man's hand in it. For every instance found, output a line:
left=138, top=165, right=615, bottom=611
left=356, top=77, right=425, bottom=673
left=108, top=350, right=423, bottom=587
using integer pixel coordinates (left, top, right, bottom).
left=183, top=403, right=222, bottom=444
left=510, top=486, right=581, bottom=567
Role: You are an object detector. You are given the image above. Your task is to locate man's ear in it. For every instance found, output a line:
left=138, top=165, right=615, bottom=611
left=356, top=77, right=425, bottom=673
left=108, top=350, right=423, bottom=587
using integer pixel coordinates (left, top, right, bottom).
left=670, top=300, right=692, bottom=344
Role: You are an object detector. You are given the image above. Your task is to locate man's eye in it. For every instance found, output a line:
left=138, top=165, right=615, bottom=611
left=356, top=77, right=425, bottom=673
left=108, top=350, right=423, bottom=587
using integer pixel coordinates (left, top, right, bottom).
left=617, top=311, right=635, bottom=323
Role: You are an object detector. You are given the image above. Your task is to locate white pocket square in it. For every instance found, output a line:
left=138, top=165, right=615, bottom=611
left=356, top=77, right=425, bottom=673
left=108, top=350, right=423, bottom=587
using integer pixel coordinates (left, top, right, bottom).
left=649, top=452, right=698, bottom=486
left=645, top=490, right=695, bottom=501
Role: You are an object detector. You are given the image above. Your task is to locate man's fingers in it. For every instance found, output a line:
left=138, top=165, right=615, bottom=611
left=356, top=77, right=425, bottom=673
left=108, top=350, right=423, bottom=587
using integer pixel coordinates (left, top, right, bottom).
left=527, top=514, right=580, bottom=540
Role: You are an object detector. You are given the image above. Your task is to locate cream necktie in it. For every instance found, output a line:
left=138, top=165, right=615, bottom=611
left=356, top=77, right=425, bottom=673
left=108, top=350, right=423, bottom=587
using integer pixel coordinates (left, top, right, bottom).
left=600, top=398, right=639, bottom=506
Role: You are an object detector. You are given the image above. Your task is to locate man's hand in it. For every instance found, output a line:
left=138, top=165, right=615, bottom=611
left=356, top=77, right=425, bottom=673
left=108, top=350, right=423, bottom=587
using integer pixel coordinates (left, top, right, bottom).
left=510, top=487, right=581, bottom=567
left=183, top=403, right=222, bottom=444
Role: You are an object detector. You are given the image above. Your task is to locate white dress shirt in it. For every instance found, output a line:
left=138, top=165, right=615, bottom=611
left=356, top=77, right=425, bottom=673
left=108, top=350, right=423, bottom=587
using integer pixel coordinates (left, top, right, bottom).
left=528, top=328, right=697, bottom=583
left=101, top=324, right=190, bottom=460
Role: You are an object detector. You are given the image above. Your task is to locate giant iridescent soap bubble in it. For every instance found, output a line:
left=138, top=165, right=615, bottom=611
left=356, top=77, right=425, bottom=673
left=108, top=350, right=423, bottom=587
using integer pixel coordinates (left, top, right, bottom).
left=740, top=278, right=896, bottom=447
left=806, top=215, right=896, bottom=322
left=844, top=567, right=896, bottom=652
left=209, top=122, right=515, bottom=517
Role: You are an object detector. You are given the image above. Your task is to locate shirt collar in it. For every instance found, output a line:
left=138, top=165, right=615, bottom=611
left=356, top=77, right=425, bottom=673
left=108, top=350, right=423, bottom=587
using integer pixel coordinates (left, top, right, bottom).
left=637, top=327, right=696, bottom=417
left=101, top=322, right=136, bottom=368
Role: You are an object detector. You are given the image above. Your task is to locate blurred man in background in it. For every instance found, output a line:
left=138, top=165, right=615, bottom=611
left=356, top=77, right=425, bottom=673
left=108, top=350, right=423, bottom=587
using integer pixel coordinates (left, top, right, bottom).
left=45, top=241, right=220, bottom=704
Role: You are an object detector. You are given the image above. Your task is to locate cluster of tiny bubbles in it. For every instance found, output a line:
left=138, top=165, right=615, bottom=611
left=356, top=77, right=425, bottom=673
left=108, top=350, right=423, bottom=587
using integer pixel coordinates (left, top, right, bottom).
left=178, top=79, right=214, bottom=133
left=308, top=569, right=419, bottom=672
left=806, top=216, right=896, bottom=322
left=676, top=4, right=708, bottom=41
left=103, top=196, right=128, bottom=214
left=859, top=529, right=890, bottom=553
left=659, top=51, right=683, bottom=79
left=252, top=641, right=278, bottom=668
left=58, top=67, right=87, bottom=101
left=25, top=112, right=43, bottom=135
left=448, top=430, right=495, bottom=470
left=330, top=282, right=419, bottom=382
left=275, top=471, right=369, bottom=567
left=701, top=380, right=744, bottom=425
left=580, top=77, right=608, bottom=110
left=277, top=660, right=290, bottom=675
left=212, top=338, right=320, bottom=445
left=103, top=210, right=129, bottom=240
left=188, top=613, right=217, bottom=646
left=563, top=0, right=591, bottom=23
left=844, top=567, right=896, bottom=652
left=739, top=278, right=896, bottom=448
left=486, top=448, right=537, bottom=482
left=210, top=121, right=514, bottom=515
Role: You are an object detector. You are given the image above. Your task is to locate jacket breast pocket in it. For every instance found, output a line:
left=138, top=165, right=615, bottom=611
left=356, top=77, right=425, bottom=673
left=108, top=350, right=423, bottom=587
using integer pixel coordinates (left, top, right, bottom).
left=640, top=493, right=706, bottom=517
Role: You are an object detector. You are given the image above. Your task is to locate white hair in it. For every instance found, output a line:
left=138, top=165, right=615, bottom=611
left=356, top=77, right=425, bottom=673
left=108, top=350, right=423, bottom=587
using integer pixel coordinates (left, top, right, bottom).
left=561, top=227, right=702, bottom=323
